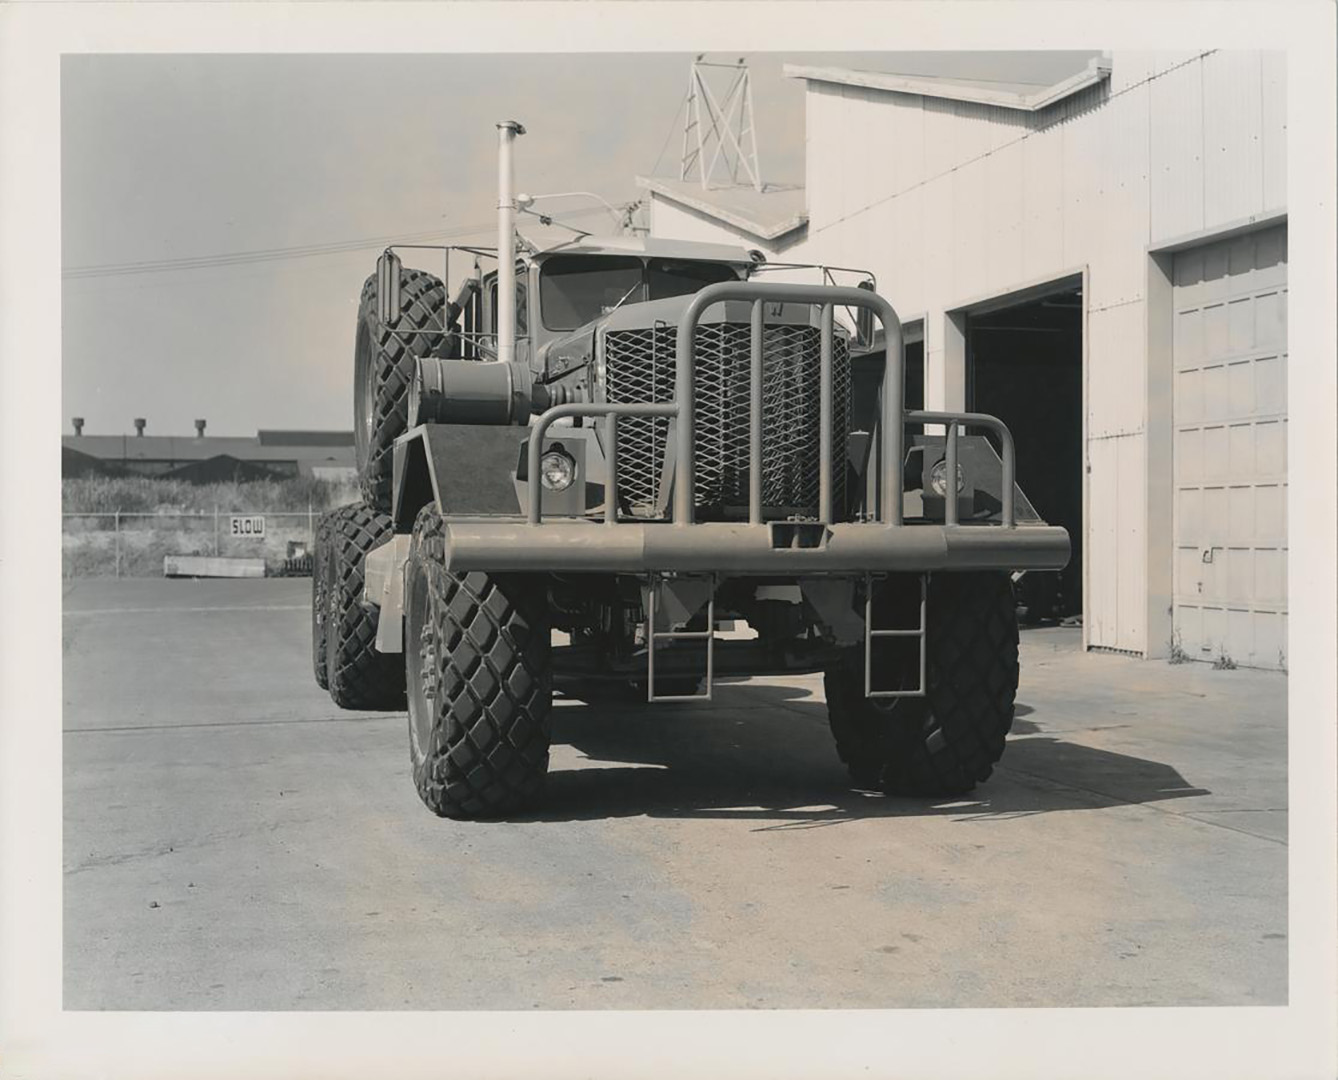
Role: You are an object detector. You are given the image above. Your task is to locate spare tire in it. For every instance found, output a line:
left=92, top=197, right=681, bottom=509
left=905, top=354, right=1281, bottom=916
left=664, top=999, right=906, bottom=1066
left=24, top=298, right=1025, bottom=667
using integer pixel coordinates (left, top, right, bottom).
left=354, top=267, right=451, bottom=511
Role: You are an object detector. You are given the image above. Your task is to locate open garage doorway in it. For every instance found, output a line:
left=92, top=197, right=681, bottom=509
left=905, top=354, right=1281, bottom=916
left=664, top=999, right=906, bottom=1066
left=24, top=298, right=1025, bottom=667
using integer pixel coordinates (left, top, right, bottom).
left=966, top=280, right=1084, bottom=623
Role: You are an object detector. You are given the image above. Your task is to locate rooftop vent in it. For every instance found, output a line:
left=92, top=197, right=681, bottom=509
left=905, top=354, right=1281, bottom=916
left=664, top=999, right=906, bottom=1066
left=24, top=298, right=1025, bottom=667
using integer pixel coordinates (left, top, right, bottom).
left=195, top=419, right=207, bottom=438
left=72, top=417, right=84, bottom=436
left=133, top=418, right=146, bottom=437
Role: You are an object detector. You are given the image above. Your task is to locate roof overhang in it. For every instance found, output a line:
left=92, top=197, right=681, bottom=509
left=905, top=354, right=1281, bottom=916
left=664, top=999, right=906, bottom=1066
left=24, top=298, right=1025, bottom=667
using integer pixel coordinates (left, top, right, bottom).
left=783, top=55, right=1112, bottom=112
left=635, top=176, right=809, bottom=243
left=530, top=232, right=758, bottom=265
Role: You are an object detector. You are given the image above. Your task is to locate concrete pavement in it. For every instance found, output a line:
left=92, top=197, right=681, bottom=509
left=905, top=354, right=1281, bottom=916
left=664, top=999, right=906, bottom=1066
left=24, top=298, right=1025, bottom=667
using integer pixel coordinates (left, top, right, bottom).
left=62, top=578, right=1287, bottom=1009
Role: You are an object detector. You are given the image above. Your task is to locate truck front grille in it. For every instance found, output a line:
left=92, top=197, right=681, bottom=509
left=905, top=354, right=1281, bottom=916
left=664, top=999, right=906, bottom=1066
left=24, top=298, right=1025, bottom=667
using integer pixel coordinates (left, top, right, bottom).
left=603, top=322, right=851, bottom=519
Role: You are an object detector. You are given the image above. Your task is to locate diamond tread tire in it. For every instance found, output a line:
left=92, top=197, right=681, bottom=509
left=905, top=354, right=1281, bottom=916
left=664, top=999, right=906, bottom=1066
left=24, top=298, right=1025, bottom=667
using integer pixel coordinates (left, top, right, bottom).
left=354, top=267, right=450, bottom=512
left=325, top=502, right=406, bottom=710
left=311, top=512, right=332, bottom=690
left=405, top=506, right=553, bottom=819
left=824, top=572, right=1019, bottom=797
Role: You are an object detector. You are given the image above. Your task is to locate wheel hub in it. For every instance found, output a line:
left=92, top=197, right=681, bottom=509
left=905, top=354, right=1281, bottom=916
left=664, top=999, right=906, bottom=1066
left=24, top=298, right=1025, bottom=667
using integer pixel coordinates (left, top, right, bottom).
left=418, top=620, right=437, bottom=704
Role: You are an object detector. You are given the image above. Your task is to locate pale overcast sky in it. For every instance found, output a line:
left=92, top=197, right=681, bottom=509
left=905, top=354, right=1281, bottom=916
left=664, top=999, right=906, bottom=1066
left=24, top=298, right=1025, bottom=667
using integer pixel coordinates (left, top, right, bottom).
left=61, top=51, right=1098, bottom=436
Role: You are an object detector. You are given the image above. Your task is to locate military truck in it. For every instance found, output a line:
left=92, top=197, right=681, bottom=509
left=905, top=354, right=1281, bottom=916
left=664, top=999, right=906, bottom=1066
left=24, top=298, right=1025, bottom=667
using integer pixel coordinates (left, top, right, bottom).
left=311, top=120, right=1070, bottom=819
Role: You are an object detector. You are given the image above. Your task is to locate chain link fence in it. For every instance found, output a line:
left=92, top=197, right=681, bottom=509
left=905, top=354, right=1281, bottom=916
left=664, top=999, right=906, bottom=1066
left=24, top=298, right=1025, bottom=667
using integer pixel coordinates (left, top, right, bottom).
left=62, top=507, right=324, bottom=578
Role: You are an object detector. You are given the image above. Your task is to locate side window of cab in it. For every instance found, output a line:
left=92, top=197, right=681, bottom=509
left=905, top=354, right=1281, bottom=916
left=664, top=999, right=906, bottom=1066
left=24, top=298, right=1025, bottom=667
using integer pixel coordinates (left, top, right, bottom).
left=489, top=274, right=528, bottom=336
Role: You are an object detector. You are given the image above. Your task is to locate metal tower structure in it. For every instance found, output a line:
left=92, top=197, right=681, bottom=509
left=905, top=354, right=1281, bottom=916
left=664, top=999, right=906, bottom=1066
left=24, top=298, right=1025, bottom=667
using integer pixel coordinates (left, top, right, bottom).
left=680, top=57, right=763, bottom=193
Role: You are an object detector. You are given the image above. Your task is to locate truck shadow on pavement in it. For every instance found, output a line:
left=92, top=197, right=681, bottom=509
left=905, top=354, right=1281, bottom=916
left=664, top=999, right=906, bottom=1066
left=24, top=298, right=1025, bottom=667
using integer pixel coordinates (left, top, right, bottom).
left=526, top=684, right=1210, bottom=826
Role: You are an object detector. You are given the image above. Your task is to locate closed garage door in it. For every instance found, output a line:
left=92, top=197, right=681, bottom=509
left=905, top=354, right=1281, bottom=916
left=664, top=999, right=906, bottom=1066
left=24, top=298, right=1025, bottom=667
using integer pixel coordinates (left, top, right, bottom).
left=1172, top=224, right=1287, bottom=669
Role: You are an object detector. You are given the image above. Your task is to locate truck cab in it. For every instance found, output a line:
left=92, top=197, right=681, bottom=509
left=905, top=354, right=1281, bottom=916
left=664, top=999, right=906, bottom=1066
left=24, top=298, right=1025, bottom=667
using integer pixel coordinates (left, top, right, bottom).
left=471, top=235, right=758, bottom=378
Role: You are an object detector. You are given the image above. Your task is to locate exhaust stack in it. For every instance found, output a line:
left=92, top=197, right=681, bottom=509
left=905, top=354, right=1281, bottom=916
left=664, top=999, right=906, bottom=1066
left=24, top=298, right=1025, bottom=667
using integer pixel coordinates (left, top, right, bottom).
left=496, top=120, right=525, bottom=365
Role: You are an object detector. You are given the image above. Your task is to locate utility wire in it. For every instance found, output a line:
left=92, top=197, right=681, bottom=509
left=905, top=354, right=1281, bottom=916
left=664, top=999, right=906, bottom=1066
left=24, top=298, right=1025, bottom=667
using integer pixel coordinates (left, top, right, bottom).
left=649, top=88, right=691, bottom=179
left=64, top=224, right=488, bottom=279
left=64, top=206, right=613, bottom=280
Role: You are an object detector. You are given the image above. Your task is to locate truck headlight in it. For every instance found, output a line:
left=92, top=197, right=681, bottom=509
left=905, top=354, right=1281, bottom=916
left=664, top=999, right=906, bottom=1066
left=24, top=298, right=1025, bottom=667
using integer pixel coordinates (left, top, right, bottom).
left=930, top=458, right=965, bottom=496
left=540, top=448, right=577, bottom=491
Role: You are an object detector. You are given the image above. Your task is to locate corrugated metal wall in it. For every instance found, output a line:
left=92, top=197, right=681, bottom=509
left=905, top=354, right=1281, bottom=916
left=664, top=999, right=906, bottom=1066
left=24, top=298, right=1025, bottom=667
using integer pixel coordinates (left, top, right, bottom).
left=648, top=50, right=1287, bottom=656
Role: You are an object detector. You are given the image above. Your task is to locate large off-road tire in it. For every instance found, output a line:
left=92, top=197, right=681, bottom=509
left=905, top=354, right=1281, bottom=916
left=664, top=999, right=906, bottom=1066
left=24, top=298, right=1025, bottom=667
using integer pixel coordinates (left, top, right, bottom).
left=405, top=505, right=553, bottom=818
left=325, top=503, right=406, bottom=710
left=354, top=267, right=451, bottom=511
left=310, top=512, right=332, bottom=690
left=824, top=572, right=1019, bottom=797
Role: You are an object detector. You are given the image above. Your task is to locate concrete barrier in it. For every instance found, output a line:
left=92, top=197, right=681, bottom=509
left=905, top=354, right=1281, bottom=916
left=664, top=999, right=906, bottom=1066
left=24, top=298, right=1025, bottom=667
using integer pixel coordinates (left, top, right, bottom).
left=163, top=555, right=266, bottom=579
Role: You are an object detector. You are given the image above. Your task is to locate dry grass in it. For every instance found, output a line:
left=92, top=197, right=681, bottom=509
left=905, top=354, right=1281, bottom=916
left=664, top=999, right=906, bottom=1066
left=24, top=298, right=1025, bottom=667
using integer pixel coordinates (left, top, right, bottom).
left=62, top=475, right=359, bottom=578
left=1166, top=632, right=1190, bottom=665
left=63, top=473, right=358, bottom=515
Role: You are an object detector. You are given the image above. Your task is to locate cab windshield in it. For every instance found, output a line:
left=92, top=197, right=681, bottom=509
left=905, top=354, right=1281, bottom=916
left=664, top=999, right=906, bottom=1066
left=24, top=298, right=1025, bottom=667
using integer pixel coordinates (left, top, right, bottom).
left=539, top=255, right=739, bottom=330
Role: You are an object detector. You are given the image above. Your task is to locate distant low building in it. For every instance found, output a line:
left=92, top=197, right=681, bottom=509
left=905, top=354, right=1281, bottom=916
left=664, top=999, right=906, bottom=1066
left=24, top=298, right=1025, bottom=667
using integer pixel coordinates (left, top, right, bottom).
left=62, top=420, right=356, bottom=482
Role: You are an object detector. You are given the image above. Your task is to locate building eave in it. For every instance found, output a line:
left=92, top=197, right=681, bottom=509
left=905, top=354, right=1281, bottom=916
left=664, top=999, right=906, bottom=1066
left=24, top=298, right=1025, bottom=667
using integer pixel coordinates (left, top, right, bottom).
left=636, top=176, right=809, bottom=243
left=782, top=56, right=1112, bottom=112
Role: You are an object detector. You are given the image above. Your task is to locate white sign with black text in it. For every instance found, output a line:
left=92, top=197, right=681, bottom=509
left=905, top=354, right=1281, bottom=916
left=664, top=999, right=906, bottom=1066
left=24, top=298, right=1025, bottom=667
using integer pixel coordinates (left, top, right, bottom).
left=229, top=515, right=266, bottom=538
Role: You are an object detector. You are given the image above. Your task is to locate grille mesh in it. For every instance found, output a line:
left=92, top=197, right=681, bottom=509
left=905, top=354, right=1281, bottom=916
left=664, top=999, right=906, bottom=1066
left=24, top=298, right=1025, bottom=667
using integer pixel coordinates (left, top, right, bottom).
left=603, top=322, right=851, bottom=519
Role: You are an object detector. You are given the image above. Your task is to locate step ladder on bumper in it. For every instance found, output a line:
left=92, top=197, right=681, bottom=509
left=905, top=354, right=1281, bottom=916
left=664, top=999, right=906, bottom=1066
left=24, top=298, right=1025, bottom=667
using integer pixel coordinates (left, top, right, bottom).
left=645, top=573, right=717, bottom=703
left=866, top=573, right=928, bottom=699
left=642, top=571, right=930, bottom=704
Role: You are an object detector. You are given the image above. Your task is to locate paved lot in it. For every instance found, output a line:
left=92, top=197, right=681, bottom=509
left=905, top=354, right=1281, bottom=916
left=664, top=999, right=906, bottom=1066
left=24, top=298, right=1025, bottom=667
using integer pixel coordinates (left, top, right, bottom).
left=62, top=578, right=1287, bottom=1010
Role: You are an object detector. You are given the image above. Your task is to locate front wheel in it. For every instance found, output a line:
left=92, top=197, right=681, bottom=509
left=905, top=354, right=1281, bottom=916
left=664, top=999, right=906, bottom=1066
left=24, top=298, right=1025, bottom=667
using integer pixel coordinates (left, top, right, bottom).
left=824, top=572, right=1019, bottom=796
left=405, top=505, right=553, bottom=819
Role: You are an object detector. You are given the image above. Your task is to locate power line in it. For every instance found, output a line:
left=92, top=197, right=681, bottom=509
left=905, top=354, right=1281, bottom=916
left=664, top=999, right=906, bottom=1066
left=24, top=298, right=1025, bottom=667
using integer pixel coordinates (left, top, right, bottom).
left=649, top=88, right=691, bottom=179
left=63, top=205, right=614, bottom=280
left=64, top=224, right=493, bottom=280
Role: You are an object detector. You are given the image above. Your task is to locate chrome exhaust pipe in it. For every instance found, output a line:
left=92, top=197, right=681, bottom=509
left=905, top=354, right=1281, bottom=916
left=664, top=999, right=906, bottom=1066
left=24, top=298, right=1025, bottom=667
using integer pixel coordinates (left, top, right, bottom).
left=496, top=120, right=525, bottom=365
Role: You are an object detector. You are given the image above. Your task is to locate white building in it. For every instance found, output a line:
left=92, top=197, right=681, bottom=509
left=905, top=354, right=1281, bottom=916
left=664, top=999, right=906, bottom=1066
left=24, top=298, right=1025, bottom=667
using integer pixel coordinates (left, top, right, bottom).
left=640, top=51, right=1288, bottom=669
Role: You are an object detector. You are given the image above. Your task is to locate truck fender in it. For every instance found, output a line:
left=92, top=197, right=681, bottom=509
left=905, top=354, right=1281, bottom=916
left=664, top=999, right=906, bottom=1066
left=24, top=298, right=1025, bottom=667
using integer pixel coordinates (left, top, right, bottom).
left=363, top=533, right=412, bottom=654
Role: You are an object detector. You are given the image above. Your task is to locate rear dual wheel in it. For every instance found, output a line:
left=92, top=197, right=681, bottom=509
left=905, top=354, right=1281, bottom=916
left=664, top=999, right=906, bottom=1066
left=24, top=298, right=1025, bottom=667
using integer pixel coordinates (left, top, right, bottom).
left=310, top=513, right=332, bottom=690
left=323, top=503, right=406, bottom=710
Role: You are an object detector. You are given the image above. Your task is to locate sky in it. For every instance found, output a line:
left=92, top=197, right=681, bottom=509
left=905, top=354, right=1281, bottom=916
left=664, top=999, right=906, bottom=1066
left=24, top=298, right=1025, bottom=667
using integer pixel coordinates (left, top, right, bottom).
left=61, top=51, right=1099, bottom=436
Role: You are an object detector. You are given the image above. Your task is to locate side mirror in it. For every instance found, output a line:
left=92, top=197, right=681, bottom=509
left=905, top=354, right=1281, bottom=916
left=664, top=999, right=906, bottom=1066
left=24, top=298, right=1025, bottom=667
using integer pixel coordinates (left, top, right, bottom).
left=376, top=249, right=403, bottom=324
left=856, top=279, right=875, bottom=346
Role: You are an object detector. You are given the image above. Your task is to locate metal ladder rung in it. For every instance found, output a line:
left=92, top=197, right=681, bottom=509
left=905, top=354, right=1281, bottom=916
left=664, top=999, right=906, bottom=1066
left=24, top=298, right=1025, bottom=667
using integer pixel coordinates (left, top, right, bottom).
left=865, top=573, right=928, bottom=699
left=646, top=575, right=716, bottom=703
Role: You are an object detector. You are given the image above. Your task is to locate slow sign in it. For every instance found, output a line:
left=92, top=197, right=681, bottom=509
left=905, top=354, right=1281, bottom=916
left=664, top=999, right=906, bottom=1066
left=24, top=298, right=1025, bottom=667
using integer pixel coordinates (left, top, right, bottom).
left=229, top=515, right=266, bottom=538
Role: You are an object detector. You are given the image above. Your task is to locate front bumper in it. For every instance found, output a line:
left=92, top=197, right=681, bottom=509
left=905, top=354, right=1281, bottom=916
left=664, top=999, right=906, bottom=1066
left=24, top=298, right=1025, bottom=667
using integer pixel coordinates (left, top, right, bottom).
left=437, top=517, right=1070, bottom=575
